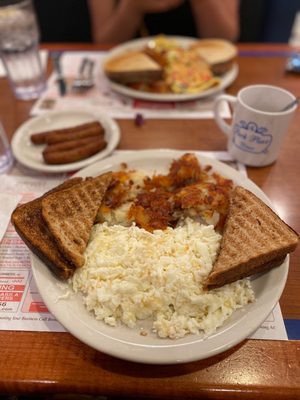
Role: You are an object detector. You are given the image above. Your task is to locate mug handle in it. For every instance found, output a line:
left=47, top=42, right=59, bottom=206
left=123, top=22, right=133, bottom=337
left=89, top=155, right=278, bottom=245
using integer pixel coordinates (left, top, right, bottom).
left=213, top=95, right=237, bottom=137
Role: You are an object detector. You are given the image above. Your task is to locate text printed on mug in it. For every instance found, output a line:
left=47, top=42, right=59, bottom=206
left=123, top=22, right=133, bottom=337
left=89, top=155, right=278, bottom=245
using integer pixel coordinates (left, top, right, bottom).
left=232, top=120, right=273, bottom=154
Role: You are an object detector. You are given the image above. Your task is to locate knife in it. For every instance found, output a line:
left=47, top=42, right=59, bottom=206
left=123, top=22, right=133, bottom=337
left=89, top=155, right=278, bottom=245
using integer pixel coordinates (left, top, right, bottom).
left=52, top=52, right=66, bottom=96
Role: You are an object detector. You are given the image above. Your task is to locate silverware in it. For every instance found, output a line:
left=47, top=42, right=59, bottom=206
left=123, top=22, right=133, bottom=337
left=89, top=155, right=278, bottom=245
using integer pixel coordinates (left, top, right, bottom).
left=72, top=58, right=95, bottom=92
left=280, top=95, right=300, bottom=112
left=52, top=53, right=66, bottom=96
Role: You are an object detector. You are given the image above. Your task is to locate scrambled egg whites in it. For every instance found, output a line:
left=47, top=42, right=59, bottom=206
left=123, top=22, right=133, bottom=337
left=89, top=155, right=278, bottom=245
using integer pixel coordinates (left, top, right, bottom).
left=70, top=219, right=254, bottom=339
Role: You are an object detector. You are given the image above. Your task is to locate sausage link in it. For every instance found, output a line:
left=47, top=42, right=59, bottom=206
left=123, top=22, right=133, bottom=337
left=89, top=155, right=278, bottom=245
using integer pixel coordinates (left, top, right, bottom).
left=46, top=124, right=104, bottom=145
left=42, top=137, right=107, bottom=165
left=43, top=135, right=104, bottom=154
left=30, top=121, right=104, bottom=145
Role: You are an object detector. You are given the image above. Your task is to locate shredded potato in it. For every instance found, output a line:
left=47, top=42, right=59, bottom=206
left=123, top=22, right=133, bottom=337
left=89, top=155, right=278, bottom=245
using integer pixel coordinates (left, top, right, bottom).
left=97, top=153, right=233, bottom=232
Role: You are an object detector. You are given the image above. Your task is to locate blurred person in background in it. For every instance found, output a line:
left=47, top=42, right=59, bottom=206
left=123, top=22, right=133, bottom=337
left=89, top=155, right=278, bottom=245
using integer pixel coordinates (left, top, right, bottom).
left=239, top=0, right=299, bottom=43
left=88, top=0, right=240, bottom=44
left=32, top=0, right=299, bottom=45
left=33, top=0, right=92, bottom=42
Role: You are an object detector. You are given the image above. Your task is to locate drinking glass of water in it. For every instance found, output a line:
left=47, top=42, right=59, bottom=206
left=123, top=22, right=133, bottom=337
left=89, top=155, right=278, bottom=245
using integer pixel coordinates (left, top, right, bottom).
left=0, top=0, right=46, bottom=100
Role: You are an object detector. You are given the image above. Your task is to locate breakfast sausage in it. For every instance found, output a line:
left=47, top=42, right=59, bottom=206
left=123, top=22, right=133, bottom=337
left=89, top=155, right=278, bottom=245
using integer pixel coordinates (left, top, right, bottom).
left=46, top=123, right=105, bottom=145
left=42, top=137, right=107, bottom=164
left=43, top=135, right=104, bottom=154
left=30, top=121, right=104, bottom=145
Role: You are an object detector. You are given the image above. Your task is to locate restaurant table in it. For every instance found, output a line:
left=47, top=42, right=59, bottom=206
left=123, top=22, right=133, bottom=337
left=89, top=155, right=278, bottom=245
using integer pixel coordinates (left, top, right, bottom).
left=0, top=43, right=299, bottom=400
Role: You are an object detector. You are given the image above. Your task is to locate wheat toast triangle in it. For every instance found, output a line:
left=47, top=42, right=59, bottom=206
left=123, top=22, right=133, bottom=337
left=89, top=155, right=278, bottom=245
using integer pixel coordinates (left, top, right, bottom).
left=41, top=172, right=112, bottom=269
left=11, top=177, right=83, bottom=280
left=206, top=186, right=299, bottom=289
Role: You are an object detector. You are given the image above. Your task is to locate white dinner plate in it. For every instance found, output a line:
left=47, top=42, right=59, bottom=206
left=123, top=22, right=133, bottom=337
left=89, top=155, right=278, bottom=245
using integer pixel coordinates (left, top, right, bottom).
left=11, top=110, right=120, bottom=173
left=103, top=36, right=239, bottom=102
left=31, top=150, right=288, bottom=364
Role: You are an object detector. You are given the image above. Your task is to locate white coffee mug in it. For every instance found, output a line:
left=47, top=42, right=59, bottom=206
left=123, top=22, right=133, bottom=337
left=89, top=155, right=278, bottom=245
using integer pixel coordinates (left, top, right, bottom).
left=214, top=85, right=297, bottom=166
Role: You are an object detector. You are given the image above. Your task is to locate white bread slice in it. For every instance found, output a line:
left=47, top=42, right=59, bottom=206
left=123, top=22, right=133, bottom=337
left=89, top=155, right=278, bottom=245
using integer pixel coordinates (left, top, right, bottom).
left=41, top=172, right=112, bottom=269
left=104, top=51, right=163, bottom=83
left=206, top=186, right=299, bottom=289
left=190, top=39, right=237, bottom=75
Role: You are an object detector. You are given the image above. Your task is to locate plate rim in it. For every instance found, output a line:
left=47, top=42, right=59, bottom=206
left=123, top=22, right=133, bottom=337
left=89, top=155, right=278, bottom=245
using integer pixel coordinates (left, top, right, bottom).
left=11, top=109, right=121, bottom=173
left=31, top=149, right=288, bottom=364
left=103, top=36, right=239, bottom=102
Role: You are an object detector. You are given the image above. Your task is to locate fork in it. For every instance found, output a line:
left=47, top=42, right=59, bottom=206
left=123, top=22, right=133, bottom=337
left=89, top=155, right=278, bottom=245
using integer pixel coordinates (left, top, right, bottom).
left=72, top=58, right=95, bottom=92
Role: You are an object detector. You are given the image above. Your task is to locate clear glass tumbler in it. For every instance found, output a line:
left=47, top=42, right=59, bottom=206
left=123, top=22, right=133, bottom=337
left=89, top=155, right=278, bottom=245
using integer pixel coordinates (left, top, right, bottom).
left=0, top=0, right=46, bottom=100
left=0, top=121, right=13, bottom=174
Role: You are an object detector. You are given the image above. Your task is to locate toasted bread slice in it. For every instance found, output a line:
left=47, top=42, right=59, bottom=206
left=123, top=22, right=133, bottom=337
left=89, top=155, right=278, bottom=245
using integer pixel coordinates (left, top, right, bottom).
left=104, top=51, right=164, bottom=83
left=206, top=186, right=299, bottom=289
left=190, top=39, right=237, bottom=75
left=42, top=172, right=112, bottom=269
left=11, top=178, right=83, bottom=280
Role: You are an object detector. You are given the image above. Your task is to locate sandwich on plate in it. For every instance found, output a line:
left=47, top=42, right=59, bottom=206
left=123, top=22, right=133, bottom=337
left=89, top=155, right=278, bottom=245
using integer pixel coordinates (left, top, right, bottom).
left=104, top=51, right=164, bottom=84
left=190, top=38, right=237, bottom=75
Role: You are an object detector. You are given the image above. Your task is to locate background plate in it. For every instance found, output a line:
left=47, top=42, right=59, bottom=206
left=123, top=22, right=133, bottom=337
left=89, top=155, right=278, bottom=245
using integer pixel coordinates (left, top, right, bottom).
left=11, top=109, right=120, bottom=173
left=31, top=150, right=288, bottom=364
left=104, top=36, right=238, bottom=102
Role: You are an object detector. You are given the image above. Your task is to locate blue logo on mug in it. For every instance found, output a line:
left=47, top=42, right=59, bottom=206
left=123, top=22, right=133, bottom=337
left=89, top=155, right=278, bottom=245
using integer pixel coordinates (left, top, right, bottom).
left=233, top=121, right=272, bottom=154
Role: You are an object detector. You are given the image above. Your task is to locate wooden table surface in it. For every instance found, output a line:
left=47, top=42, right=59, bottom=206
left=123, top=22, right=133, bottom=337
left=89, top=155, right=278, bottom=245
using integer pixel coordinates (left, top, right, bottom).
left=0, top=43, right=299, bottom=399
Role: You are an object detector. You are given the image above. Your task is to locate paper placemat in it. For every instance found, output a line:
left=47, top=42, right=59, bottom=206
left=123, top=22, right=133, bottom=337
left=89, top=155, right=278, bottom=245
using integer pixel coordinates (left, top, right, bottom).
left=30, top=51, right=231, bottom=120
left=0, top=150, right=287, bottom=339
